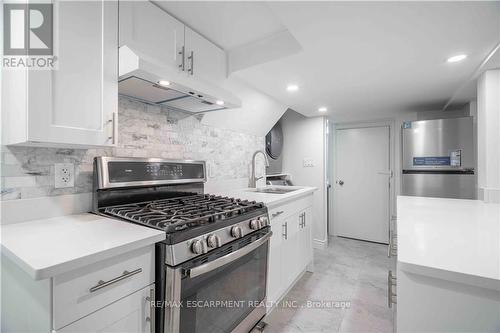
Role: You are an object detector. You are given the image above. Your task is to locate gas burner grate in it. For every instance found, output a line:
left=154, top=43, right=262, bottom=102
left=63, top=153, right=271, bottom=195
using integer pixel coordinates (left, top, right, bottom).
left=104, top=194, right=264, bottom=232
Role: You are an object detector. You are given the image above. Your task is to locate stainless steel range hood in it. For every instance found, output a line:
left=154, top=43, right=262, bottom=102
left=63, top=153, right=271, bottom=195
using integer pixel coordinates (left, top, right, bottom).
left=118, top=45, right=241, bottom=113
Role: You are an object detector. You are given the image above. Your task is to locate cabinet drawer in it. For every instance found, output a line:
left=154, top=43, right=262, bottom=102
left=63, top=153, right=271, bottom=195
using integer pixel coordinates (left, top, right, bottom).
left=53, top=245, right=154, bottom=329
left=58, top=285, right=154, bottom=333
left=268, top=195, right=313, bottom=223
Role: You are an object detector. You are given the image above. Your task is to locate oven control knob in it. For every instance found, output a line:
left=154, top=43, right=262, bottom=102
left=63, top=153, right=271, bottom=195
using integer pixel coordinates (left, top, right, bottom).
left=191, top=239, right=206, bottom=254
left=258, top=216, right=268, bottom=227
left=231, top=226, right=243, bottom=238
left=249, top=219, right=260, bottom=230
left=207, top=234, right=221, bottom=248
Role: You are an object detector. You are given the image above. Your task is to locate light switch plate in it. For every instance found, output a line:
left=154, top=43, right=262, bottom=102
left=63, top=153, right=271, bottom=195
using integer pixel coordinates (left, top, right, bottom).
left=54, top=163, right=74, bottom=188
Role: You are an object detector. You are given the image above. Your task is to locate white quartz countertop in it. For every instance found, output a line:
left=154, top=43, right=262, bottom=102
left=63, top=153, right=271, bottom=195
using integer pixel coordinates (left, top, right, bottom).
left=0, top=213, right=165, bottom=280
left=212, top=186, right=317, bottom=208
left=397, top=196, right=500, bottom=288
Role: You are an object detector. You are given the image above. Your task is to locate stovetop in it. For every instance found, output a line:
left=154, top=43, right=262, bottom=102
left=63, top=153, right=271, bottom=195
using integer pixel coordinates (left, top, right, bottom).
left=102, top=194, right=266, bottom=239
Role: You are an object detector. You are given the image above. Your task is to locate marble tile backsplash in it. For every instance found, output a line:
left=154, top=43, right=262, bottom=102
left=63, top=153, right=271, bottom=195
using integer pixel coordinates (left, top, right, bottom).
left=1, top=97, right=264, bottom=201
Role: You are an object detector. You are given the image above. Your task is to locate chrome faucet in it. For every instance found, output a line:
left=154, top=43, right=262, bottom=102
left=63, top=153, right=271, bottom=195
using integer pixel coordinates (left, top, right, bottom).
left=250, top=150, right=270, bottom=188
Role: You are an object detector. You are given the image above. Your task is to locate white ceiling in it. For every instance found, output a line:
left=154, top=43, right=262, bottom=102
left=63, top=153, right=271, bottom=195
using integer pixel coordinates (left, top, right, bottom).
left=158, top=1, right=500, bottom=121
left=155, top=1, right=286, bottom=50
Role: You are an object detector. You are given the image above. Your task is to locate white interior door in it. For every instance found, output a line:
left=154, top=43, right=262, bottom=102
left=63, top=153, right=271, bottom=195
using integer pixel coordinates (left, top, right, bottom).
left=334, top=126, right=390, bottom=243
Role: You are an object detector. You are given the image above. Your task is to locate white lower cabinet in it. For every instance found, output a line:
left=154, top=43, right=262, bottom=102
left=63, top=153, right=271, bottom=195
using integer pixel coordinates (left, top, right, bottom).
left=1, top=245, right=155, bottom=332
left=58, top=285, right=154, bottom=333
left=396, top=265, right=500, bottom=333
left=267, top=195, right=314, bottom=310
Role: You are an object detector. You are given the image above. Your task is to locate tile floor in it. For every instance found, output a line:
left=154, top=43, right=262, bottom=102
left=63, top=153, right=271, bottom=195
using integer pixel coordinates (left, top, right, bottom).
left=264, top=236, right=394, bottom=333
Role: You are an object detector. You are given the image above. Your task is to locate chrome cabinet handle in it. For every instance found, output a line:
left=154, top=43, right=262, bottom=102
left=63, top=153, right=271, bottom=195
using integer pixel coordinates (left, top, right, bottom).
left=107, top=112, right=118, bottom=145
left=302, top=212, right=306, bottom=227
left=387, top=230, right=393, bottom=258
left=178, top=46, right=185, bottom=71
left=387, top=270, right=397, bottom=308
left=272, top=211, right=284, bottom=218
left=388, top=231, right=398, bottom=258
left=89, top=268, right=142, bottom=293
left=188, top=51, right=194, bottom=75
left=146, top=287, right=155, bottom=333
left=282, top=222, right=288, bottom=240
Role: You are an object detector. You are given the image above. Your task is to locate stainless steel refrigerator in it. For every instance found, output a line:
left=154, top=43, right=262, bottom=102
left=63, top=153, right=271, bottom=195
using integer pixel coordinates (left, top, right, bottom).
left=402, top=117, right=476, bottom=199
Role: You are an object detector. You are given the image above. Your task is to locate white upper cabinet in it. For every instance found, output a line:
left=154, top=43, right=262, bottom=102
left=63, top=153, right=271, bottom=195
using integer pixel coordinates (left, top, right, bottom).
left=2, top=0, right=118, bottom=148
left=184, top=26, right=227, bottom=83
left=119, top=1, right=184, bottom=71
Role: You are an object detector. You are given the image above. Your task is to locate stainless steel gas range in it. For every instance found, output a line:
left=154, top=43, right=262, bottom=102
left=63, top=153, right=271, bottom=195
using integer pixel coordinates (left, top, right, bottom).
left=92, top=157, right=271, bottom=333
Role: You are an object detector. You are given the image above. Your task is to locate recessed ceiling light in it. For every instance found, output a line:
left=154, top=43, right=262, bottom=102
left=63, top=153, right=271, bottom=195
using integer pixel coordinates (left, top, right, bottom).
left=447, top=54, right=467, bottom=63
left=158, top=80, right=171, bottom=86
left=318, top=107, right=327, bottom=112
left=215, top=100, right=224, bottom=106
left=286, top=84, right=299, bottom=92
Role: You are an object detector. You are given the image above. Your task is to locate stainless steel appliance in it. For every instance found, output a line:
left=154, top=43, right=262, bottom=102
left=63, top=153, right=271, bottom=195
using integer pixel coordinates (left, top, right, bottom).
left=93, top=157, right=271, bottom=333
left=402, top=117, right=476, bottom=199
left=119, top=46, right=241, bottom=113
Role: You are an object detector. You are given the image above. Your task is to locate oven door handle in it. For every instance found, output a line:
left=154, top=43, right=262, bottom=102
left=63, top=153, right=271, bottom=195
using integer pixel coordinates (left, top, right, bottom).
left=189, top=232, right=272, bottom=278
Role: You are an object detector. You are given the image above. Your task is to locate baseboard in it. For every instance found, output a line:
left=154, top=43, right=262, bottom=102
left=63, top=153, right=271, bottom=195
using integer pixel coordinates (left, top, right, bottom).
left=313, top=238, right=328, bottom=250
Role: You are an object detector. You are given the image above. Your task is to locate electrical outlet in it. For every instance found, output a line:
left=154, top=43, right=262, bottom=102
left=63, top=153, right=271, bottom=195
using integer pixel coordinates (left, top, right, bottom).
left=54, top=163, right=74, bottom=188
left=303, top=158, right=315, bottom=167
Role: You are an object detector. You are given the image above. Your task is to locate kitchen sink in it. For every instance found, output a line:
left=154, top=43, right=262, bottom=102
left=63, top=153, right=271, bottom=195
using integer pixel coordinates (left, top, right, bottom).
left=246, top=187, right=298, bottom=194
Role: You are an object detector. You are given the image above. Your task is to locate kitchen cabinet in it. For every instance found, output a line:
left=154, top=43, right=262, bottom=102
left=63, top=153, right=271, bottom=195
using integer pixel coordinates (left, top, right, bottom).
left=1, top=245, right=154, bottom=332
left=267, top=217, right=283, bottom=305
left=184, top=26, right=227, bottom=83
left=395, top=196, right=500, bottom=332
left=58, top=286, right=154, bottom=333
left=2, top=0, right=118, bottom=148
left=119, top=1, right=184, bottom=71
left=266, top=195, right=314, bottom=308
left=396, top=266, right=500, bottom=333
left=119, top=1, right=227, bottom=84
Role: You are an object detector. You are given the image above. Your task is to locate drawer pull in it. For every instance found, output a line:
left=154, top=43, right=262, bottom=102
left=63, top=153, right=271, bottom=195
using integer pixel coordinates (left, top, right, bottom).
left=89, top=268, right=142, bottom=293
left=272, top=211, right=284, bottom=218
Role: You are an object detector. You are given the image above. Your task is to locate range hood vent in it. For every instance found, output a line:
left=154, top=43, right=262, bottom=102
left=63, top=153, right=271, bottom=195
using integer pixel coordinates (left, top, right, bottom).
left=118, top=46, right=241, bottom=113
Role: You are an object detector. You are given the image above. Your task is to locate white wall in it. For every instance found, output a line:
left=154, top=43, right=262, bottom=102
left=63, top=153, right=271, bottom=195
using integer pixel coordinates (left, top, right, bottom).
left=477, top=69, right=500, bottom=203
left=280, top=110, right=328, bottom=248
left=201, top=76, right=288, bottom=137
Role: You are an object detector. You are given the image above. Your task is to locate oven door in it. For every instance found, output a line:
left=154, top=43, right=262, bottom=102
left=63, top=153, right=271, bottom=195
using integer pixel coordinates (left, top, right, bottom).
left=165, top=229, right=271, bottom=333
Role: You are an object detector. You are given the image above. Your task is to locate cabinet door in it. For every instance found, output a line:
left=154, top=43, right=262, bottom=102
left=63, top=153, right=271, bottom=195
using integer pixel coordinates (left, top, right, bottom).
left=280, top=213, right=301, bottom=289
left=184, top=26, right=226, bottom=83
left=301, top=208, right=313, bottom=270
left=28, top=0, right=118, bottom=147
left=58, top=285, right=154, bottom=333
left=267, top=219, right=283, bottom=306
left=119, top=1, right=184, bottom=71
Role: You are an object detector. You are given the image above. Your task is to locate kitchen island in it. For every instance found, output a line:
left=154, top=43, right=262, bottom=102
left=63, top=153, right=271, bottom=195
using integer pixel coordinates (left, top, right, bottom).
left=396, top=196, right=500, bottom=332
